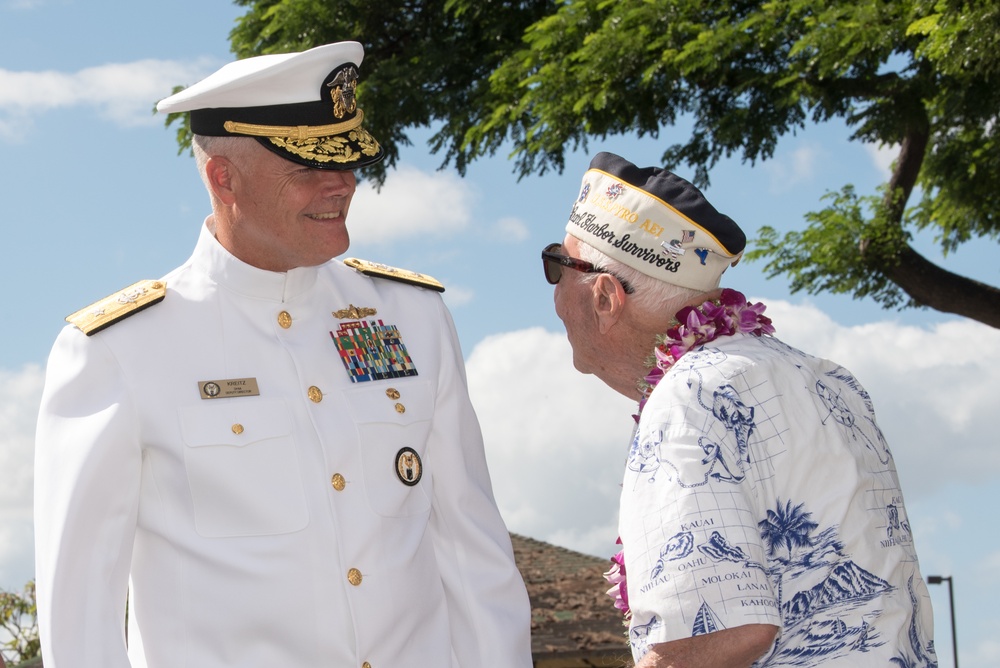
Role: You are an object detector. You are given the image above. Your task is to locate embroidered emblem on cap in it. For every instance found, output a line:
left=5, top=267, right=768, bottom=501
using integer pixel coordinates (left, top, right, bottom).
left=327, top=65, right=358, bottom=119
left=394, top=447, right=422, bottom=486
left=268, top=126, right=381, bottom=166
left=332, top=320, right=418, bottom=383
left=662, top=231, right=695, bottom=257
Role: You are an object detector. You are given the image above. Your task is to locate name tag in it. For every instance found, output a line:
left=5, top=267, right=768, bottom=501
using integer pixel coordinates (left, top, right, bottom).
left=198, top=378, right=261, bottom=400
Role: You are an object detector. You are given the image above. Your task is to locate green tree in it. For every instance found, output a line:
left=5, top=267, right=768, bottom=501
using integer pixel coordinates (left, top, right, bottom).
left=174, top=0, right=999, bottom=327
left=0, top=580, right=40, bottom=665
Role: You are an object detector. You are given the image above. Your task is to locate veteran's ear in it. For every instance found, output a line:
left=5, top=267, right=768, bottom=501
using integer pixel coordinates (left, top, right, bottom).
left=592, top=273, right=628, bottom=335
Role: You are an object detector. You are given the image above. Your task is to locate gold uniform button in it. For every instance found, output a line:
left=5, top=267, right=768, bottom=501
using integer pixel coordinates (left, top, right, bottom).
left=394, top=403, right=405, bottom=414
left=385, top=387, right=400, bottom=400
left=347, top=568, right=363, bottom=586
left=231, top=423, right=244, bottom=435
left=308, top=386, right=323, bottom=403
left=331, top=473, right=346, bottom=491
left=277, top=310, right=293, bottom=329
left=362, top=663, right=372, bottom=668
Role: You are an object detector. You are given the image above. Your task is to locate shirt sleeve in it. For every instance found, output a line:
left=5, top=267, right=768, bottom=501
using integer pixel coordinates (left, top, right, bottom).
left=619, top=357, right=781, bottom=661
left=424, top=298, right=533, bottom=668
left=34, top=326, right=142, bottom=668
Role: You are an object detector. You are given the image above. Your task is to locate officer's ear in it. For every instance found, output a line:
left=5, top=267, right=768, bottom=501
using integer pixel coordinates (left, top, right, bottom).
left=592, top=273, right=627, bottom=335
left=205, top=155, right=237, bottom=206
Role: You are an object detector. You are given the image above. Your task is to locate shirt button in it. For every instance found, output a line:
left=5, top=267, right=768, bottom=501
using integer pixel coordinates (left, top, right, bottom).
left=385, top=388, right=400, bottom=400
left=362, top=663, right=372, bottom=668
left=277, top=310, right=293, bottom=329
left=331, top=473, right=346, bottom=491
left=231, top=423, right=244, bottom=435
left=394, top=403, right=405, bottom=414
left=347, top=568, right=363, bottom=586
left=308, top=386, right=323, bottom=403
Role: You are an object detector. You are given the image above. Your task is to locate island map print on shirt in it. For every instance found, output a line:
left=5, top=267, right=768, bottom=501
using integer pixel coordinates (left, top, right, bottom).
left=621, top=336, right=936, bottom=667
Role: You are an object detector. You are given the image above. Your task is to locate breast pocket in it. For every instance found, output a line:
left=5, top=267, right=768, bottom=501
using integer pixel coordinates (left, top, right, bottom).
left=179, top=399, right=309, bottom=537
left=347, top=382, right=434, bottom=518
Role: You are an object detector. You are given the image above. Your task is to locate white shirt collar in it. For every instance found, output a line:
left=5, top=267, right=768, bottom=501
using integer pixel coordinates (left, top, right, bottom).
left=190, top=218, right=321, bottom=302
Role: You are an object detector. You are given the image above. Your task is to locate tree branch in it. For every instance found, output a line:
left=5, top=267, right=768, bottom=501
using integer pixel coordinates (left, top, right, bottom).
left=863, top=122, right=1000, bottom=328
left=884, top=245, right=1000, bottom=327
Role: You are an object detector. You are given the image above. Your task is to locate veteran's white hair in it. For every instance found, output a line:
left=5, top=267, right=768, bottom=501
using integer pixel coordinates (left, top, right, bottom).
left=575, top=239, right=705, bottom=317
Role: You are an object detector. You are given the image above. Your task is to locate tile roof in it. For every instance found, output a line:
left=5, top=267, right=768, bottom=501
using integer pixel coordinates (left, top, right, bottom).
left=510, top=534, right=631, bottom=664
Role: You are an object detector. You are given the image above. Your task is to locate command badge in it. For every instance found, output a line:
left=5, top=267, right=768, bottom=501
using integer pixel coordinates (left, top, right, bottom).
left=395, top=447, right=422, bottom=486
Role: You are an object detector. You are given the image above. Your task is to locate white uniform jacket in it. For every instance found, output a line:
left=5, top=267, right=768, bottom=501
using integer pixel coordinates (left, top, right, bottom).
left=35, top=223, right=532, bottom=668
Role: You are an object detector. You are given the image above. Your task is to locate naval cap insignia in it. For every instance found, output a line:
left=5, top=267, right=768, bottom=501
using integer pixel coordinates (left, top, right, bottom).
left=394, top=447, right=422, bottom=487
left=326, top=64, right=359, bottom=119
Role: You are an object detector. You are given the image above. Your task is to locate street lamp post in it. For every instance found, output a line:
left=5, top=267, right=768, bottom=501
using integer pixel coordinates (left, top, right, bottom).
left=927, top=575, right=958, bottom=668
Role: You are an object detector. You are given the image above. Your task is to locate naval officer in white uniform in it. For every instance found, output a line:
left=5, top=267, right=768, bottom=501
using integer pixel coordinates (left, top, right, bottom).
left=34, top=41, right=532, bottom=668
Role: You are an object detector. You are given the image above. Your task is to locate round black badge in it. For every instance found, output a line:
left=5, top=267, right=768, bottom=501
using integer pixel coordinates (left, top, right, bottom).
left=394, top=447, right=422, bottom=486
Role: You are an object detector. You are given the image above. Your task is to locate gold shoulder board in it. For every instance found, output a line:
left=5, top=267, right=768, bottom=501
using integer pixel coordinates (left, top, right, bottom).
left=343, top=258, right=445, bottom=293
left=66, top=279, right=167, bottom=336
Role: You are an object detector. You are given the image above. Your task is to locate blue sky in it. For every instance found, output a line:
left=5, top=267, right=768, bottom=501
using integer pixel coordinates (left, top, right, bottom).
left=1, top=1, right=998, bottom=665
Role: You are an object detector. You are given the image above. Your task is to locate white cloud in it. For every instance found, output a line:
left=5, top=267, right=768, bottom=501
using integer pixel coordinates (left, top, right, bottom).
left=441, top=284, right=475, bottom=309
left=4, top=0, right=45, bottom=9
left=467, top=327, right=635, bottom=559
left=492, top=216, right=530, bottom=243
left=977, top=550, right=1000, bottom=584
left=764, top=143, right=822, bottom=192
left=466, top=302, right=1000, bottom=560
left=0, top=58, right=220, bottom=138
left=348, top=166, right=476, bottom=245
left=965, top=634, right=1000, bottom=668
left=0, top=364, right=43, bottom=589
left=864, top=142, right=898, bottom=177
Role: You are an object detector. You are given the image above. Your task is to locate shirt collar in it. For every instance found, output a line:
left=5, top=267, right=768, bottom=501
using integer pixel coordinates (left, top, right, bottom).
left=191, top=218, right=320, bottom=302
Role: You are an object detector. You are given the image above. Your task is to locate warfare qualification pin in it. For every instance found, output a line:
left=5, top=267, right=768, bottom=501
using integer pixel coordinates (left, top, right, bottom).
left=394, top=447, right=422, bottom=486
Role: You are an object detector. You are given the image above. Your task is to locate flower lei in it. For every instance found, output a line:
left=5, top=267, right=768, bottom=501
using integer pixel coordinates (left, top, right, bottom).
left=603, top=537, right=630, bottom=621
left=604, top=288, right=775, bottom=619
left=636, top=288, right=774, bottom=420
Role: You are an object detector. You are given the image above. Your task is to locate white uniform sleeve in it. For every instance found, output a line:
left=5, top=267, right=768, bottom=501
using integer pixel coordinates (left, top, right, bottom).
left=34, top=326, right=142, bottom=668
left=425, top=299, right=533, bottom=667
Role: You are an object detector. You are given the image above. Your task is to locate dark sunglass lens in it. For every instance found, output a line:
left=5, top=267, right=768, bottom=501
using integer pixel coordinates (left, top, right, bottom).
left=542, top=243, right=563, bottom=285
left=543, top=257, right=562, bottom=284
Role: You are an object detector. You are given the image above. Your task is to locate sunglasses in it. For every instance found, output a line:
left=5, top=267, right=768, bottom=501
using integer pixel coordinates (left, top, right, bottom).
left=541, top=242, right=635, bottom=294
